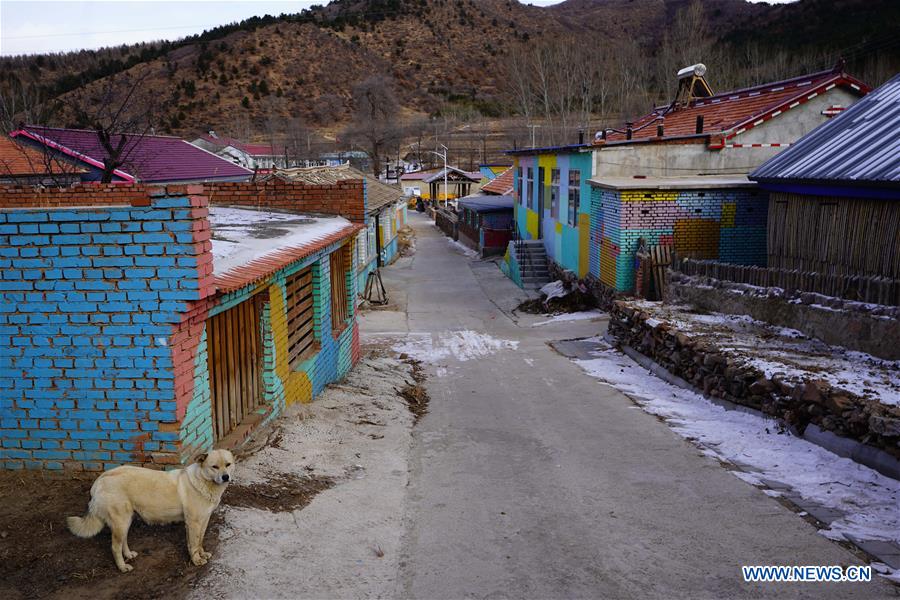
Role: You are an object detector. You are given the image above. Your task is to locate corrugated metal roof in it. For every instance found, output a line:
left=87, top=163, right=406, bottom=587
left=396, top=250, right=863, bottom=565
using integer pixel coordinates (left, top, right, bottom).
left=13, top=126, right=253, bottom=183
left=458, top=194, right=514, bottom=212
left=752, top=73, right=900, bottom=187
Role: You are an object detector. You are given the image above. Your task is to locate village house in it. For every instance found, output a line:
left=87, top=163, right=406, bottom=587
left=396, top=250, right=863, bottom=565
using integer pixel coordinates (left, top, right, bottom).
left=400, top=168, right=439, bottom=199
left=505, top=143, right=593, bottom=287
left=457, top=194, right=514, bottom=258
left=266, top=164, right=408, bottom=293
left=501, top=63, right=870, bottom=293
left=0, top=181, right=365, bottom=471
left=423, top=167, right=482, bottom=205
left=190, top=132, right=313, bottom=171
left=751, top=72, right=900, bottom=280
left=586, top=63, right=869, bottom=294
left=12, top=127, right=253, bottom=184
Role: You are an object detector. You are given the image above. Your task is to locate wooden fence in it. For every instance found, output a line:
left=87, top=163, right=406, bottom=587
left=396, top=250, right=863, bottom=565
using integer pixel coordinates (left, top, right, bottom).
left=767, top=194, right=899, bottom=279
left=672, top=257, right=900, bottom=306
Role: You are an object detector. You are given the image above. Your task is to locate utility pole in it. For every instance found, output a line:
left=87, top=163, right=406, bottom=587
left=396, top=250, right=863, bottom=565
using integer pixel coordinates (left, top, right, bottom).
left=528, top=124, right=540, bottom=148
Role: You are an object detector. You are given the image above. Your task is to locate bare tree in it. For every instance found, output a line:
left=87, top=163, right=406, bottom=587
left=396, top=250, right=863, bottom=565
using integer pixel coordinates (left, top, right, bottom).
left=65, top=69, right=164, bottom=183
left=342, top=75, right=401, bottom=176
left=0, top=77, right=84, bottom=186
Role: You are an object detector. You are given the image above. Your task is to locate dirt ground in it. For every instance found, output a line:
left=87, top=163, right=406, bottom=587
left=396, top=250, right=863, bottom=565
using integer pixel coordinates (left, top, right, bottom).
left=1, top=353, right=422, bottom=600
left=0, top=469, right=219, bottom=600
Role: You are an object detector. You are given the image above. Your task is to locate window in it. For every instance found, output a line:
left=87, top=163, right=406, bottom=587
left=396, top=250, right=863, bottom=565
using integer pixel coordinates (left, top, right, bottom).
left=537, top=166, right=545, bottom=212
left=285, top=266, right=316, bottom=368
left=567, top=170, right=581, bottom=226
left=550, top=168, right=560, bottom=220
left=516, top=167, right=523, bottom=205
left=330, top=244, right=351, bottom=333
left=525, top=167, right=533, bottom=209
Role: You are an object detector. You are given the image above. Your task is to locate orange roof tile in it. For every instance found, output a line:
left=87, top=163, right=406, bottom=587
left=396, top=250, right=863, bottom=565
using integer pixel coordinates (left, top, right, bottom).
left=0, top=136, right=83, bottom=177
left=597, top=67, right=869, bottom=146
left=482, top=166, right=514, bottom=195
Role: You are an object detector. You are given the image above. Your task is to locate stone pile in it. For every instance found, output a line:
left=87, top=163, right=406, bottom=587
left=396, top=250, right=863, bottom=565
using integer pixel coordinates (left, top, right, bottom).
left=609, top=300, right=900, bottom=458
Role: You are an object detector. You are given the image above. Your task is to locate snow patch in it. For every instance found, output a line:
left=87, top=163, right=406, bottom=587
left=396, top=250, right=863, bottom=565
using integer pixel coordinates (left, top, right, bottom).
left=573, top=341, right=900, bottom=550
left=392, top=331, right=518, bottom=363
left=209, top=206, right=352, bottom=276
left=532, top=310, right=606, bottom=327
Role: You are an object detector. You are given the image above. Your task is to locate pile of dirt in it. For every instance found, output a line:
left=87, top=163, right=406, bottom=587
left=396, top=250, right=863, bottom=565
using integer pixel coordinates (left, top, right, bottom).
left=222, top=473, right=333, bottom=513
left=398, top=226, right=416, bottom=257
left=517, top=286, right=596, bottom=315
left=399, top=359, right=430, bottom=422
left=0, top=470, right=221, bottom=600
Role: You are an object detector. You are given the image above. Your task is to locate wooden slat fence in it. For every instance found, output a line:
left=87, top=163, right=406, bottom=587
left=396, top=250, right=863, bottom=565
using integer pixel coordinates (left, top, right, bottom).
left=207, top=294, right=265, bottom=441
left=673, top=257, right=900, bottom=306
left=285, top=266, right=316, bottom=368
left=768, top=194, right=899, bottom=279
left=330, top=244, right=350, bottom=331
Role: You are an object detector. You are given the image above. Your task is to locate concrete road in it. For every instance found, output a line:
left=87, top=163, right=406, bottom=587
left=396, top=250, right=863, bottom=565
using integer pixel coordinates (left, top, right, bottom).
left=360, top=212, right=896, bottom=599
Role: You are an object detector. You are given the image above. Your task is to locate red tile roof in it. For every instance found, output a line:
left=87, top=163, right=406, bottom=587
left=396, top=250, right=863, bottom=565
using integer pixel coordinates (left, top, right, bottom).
left=13, top=127, right=253, bottom=183
left=597, top=67, right=869, bottom=146
left=482, top=166, right=514, bottom=195
left=0, top=136, right=84, bottom=177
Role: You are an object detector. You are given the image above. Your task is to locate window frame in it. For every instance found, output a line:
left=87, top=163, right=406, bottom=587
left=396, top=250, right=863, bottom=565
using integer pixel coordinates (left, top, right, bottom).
left=525, top=166, right=533, bottom=210
left=567, top=169, right=581, bottom=227
left=550, top=168, right=560, bottom=220
left=516, top=167, right=524, bottom=206
left=537, top=166, right=545, bottom=213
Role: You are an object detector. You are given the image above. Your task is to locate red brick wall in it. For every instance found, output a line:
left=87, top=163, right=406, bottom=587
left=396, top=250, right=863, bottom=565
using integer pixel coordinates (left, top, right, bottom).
left=0, top=183, right=207, bottom=208
left=203, top=180, right=367, bottom=222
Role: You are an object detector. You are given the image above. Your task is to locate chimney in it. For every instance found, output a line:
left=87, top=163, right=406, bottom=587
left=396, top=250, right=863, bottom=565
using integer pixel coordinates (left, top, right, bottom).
left=625, top=122, right=633, bottom=141
left=695, top=115, right=704, bottom=134
left=656, top=119, right=664, bottom=137
left=578, top=130, right=584, bottom=145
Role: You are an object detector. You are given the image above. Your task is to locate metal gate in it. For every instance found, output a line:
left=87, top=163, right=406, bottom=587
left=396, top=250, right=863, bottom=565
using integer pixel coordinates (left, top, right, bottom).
left=207, top=294, right=264, bottom=441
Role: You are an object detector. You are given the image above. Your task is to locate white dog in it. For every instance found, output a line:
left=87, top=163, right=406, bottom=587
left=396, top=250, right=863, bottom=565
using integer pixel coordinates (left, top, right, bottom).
left=67, top=449, right=235, bottom=573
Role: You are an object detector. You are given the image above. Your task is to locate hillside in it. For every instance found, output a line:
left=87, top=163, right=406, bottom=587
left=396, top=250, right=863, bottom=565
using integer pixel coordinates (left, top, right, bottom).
left=1, top=0, right=897, bottom=143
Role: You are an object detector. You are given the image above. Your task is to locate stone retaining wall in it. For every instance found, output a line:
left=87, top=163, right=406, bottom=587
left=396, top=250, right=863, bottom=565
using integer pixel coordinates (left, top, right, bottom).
left=667, top=272, right=900, bottom=360
left=608, top=301, right=900, bottom=459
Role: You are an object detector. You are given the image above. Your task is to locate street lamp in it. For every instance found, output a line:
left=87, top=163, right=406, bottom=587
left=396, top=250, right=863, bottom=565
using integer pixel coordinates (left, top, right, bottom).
left=412, top=142, right=449, bottom=207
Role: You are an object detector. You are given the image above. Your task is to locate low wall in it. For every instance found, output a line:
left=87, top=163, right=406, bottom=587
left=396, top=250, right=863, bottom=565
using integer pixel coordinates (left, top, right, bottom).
left=608, top=301, right=900, bottom=462
left=667, top=272, right=900, bottom=360
left=204, top=180, right=366, bottom=222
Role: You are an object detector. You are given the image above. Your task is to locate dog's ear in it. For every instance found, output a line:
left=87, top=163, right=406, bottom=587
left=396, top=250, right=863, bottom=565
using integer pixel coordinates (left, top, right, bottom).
left=195, top=453, right=208, bottom=464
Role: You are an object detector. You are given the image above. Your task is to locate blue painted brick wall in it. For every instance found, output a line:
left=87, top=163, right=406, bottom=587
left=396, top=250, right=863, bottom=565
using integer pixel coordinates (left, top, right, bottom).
left=0, top=195, right=202, bottom=470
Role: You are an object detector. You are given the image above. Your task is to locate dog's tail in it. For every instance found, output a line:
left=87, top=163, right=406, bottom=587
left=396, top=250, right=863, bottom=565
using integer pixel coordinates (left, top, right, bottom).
left=67, top=512, right=104, bottom=538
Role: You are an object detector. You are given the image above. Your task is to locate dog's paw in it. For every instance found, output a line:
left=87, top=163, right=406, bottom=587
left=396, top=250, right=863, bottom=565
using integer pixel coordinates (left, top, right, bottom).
left=124, top=549, right=138, bottom=560
left=118, top=563, right=134, bottom=573
left=191, top=554, right=208, bottom=566
left=201, top=550, right=212, bottom=559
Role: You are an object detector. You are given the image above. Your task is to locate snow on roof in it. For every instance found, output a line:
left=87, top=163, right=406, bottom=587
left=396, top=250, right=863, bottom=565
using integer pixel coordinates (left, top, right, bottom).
left=209, top=206, right=354, bottom=278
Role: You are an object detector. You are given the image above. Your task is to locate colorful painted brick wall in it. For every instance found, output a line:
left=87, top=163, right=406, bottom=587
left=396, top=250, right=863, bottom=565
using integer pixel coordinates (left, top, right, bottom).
left=589, top=186, right=768, bottom=292
left=2, top=183, right=363, bottom=471
left=0, top=185, right=212, bottom=471
left=513, top=151, right=592, bottom=277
